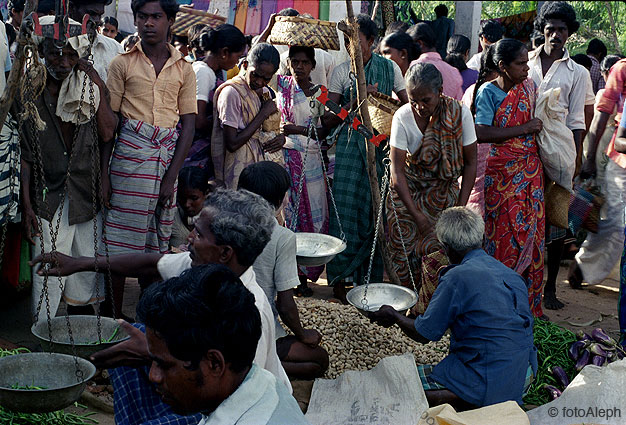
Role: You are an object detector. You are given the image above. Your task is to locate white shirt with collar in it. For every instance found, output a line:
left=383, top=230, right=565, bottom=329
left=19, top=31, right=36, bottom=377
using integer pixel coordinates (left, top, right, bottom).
left=157, top=252, right=292, bottom=393
left=528, top=45, right=595, bottom=131
left=91, top=33, right=123, bottom=82
left=197, top=365, right=308, bottom=425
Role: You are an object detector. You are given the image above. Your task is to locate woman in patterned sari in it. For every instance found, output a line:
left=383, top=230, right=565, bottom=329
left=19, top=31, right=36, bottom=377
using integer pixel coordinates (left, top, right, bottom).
left=276, top=46, right=329, bottom=295
left=473, top=39, right=545, bottom=317
left=324, top=14, right=408, bottom=300
left=387, top=63, right=477, bottom=299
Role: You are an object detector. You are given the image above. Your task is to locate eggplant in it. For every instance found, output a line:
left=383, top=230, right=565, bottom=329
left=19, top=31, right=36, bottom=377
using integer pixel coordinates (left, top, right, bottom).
left=592, top=328, right=616, bottom=346
left=569, top=340, right=585, bottom=361
left=550, top=366, right=570, bottom=388
left=589, top=343, right=609, bottom=357
left=576, top=330, right=592, bottom=341
left=543, top=384, right=562, bottom=400
left=576, top=349, right=590, bottom=371
left=617, top=350, right=625, bottom=360
left=592, top=355, right=605, bottom=366
left=607, top=352, right=617, bottom=363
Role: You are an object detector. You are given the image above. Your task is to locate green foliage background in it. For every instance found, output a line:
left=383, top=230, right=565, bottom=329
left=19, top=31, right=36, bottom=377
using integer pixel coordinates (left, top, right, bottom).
left=393, top=1, right=625, bottom=55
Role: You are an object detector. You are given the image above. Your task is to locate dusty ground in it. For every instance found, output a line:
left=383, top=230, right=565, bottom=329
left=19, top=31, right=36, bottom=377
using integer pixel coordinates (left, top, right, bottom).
left=0, top=259, right=621, bottom=423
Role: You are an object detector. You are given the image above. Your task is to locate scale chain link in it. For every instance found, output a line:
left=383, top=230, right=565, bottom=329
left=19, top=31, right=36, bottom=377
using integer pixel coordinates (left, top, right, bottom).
left=388, top=183, right=418, bottom=296
left=361, top=158, right=391, bottom=311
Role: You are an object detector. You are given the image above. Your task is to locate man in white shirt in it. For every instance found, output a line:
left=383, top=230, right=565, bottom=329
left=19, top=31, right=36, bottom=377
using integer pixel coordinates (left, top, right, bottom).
left=32, top=189, right=292, bottom=424
left=526, top=1, right=594, bottom=312
left=138, top=264, right=307, bottom=425
left=69, top=0, right=124, bottom=81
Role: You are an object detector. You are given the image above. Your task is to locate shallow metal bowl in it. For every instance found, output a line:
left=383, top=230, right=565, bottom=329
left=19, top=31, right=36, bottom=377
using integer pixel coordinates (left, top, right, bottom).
left=0, top=352, right=96, bottom=413
left=347, top=283, right=417, bottom=315
left=32, top=315, right=129, bottom=359
left=296, top=233, right=347, bottom=267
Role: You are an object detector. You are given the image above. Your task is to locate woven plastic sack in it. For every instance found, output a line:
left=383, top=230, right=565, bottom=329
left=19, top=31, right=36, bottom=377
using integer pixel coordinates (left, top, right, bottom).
left=418, top=401, right=529, bottom=425
left=535, top=87, right=576, bottom=190
left=305, top=354, right=428, bottom=424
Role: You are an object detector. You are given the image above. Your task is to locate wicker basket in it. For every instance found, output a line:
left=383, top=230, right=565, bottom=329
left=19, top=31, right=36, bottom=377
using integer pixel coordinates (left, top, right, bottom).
left=268, top=16, right=340, bottom=51
left=171, top=8, right=226, bottom=37
left=545, top=181, right=571, bottom=229
left=367, top=92, right=402, bottom=136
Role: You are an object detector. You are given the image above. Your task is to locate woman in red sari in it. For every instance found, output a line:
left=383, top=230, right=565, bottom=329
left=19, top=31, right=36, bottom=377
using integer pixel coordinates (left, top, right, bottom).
left=473, top=39, right=546, bottom=318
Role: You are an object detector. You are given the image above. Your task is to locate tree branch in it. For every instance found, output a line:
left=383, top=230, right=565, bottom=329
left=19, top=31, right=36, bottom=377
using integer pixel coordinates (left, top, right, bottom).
left=341, top=0, right=400, bottom=286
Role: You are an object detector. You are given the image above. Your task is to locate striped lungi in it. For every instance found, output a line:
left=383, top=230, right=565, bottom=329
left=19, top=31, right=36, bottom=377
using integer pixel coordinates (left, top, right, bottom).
left=103, top=119, right=178, bottom=255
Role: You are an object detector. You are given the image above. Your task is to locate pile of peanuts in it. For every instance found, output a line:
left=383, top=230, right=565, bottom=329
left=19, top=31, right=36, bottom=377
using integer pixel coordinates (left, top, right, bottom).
left=294, top=298, right=450, bottom=379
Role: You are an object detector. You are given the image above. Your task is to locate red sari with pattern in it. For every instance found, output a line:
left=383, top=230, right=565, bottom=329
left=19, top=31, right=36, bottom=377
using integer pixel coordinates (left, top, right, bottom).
left=483, top=79, right=545, bottom=317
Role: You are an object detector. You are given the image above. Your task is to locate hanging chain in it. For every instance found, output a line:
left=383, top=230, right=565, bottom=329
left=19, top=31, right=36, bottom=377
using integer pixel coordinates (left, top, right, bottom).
left=288, top=119, right=313, bottom=233
left=361, top=157, right=391, bottom=311
left=85, top=33, right=103, bottom=344
left=388, top=181, right=419, bottom=296
left=310, top=118, right=346, bottom=243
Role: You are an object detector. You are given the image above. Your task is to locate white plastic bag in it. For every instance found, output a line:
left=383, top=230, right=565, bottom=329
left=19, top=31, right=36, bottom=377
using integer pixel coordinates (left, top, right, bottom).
left=304, top=353, right=428, bottom=425
left=527, top=359, right=626, bottom=425
left=535, top=87, right=576, bottom=191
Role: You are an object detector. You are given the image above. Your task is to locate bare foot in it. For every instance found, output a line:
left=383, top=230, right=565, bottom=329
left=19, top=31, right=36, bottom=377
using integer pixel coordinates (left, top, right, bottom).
left=567, top=261, right=584, bottom=289
left=543, top=291, right=565, bottom=310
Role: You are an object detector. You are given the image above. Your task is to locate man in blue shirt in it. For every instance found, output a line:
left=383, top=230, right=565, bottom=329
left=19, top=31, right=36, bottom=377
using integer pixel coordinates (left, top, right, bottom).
left=370, top=207, right=537, bottom=409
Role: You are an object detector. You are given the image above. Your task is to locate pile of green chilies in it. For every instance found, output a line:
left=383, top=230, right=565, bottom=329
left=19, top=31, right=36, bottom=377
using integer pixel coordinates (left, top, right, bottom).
left=0, top=403, right=98, bottom=425
left=523, top=319, right=577, bottom=406
left=0, top=348, right=99, bottom=424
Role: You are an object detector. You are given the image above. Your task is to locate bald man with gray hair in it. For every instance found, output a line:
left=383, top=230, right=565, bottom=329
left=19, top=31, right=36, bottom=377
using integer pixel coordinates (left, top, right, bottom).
left=370, top=207, right=537, bottom=409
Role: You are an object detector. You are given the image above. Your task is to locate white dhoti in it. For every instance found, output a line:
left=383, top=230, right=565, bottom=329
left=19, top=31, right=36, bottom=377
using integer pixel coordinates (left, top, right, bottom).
left=31, top=201, right=104, bottom=323
left=575, top=159, right=626, bottom=284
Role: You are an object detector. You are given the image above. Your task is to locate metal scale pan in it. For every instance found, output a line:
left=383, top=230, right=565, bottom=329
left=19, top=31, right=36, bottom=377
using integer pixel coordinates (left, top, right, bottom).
left=32, top=315, right=130, bottom=359
left=347, top=283, right=417, bottom=316
left=0, top=352, right=96, bottom=413
left=296, top=233, right=347, bottom=267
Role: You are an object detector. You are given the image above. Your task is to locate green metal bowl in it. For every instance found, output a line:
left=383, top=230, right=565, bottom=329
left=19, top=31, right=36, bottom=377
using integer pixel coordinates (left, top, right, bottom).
left=0, top=352, right=96, bottom=413
left=32, top=315, right=129, bottom=358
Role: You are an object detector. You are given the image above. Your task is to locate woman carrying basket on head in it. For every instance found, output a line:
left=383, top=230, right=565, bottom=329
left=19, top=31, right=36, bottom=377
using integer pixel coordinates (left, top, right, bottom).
left=473, top=39, right=545, bottom=317
left=276, top=45, right=329, bottom=296
left=387, top=63, right=476, bottom=307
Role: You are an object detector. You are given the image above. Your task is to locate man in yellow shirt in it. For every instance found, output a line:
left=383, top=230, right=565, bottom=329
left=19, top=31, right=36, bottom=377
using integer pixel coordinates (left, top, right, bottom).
left=102, top=0, right=197, bottom=315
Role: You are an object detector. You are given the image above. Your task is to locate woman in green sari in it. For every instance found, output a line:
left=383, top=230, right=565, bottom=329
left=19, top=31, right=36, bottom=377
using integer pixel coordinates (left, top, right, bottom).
left=324, top=14, right=408, bottom=300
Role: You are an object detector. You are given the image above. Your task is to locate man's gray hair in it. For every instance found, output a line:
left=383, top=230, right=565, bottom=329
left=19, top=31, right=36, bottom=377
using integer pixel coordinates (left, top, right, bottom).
left=203, top=189, right=274, bottom=268
left=435, top=207, right=484, bottom=253
left=405, top=62, right=443, bottom=93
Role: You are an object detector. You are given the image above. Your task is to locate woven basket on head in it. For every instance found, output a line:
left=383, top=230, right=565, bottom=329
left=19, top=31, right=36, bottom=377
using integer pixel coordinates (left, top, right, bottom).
left=268, top=16, right=340, bottom=51
left=545, top=181, right=571, bottom=229
left=171, top=8, right=226, bottom=37
left=367, top=92, right=401, bottom=136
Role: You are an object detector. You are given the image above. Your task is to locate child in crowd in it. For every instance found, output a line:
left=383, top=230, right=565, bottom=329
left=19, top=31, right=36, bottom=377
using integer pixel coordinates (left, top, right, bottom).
left=99, top=16, right=121, bottom=42
left=238, top=161, right=329, bottom=379
left=169, top=166, right=211, bottom=250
